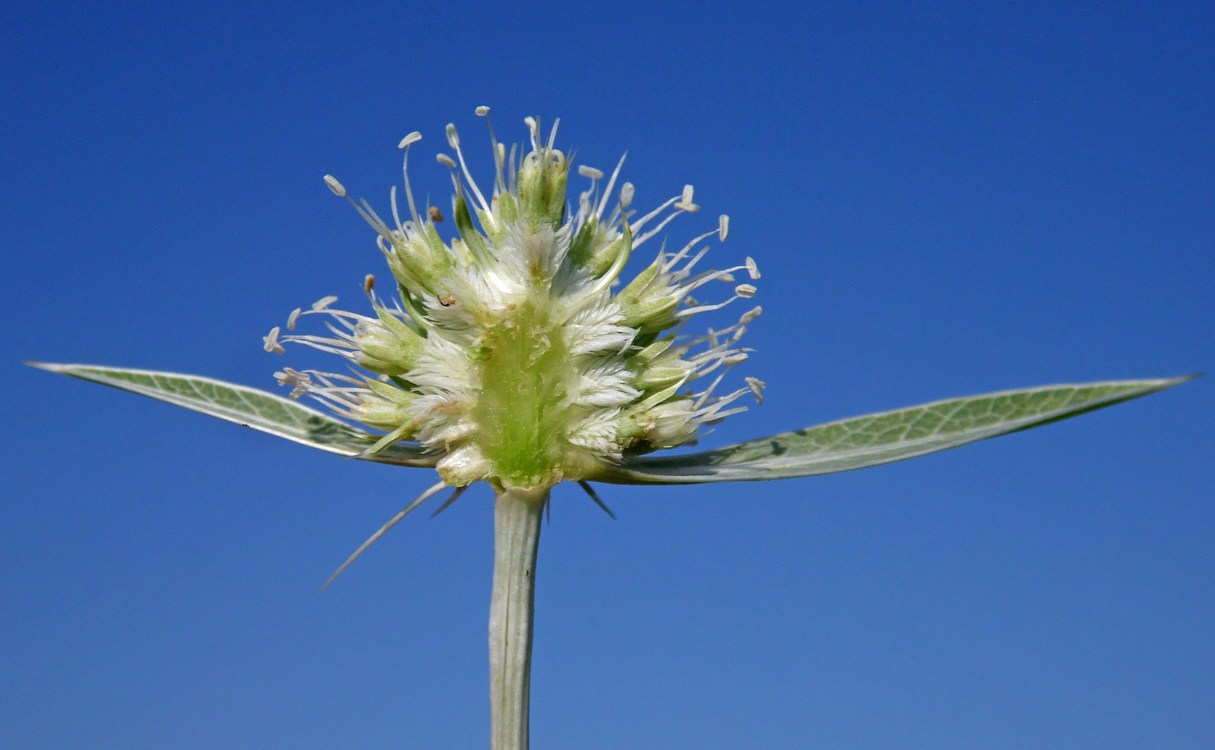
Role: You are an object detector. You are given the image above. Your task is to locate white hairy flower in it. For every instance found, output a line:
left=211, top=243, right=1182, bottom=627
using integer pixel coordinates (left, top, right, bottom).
left=271, top=110, right=761, bottom=493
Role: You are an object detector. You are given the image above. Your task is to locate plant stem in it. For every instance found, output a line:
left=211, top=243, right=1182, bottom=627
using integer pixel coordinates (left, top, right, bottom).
left=489, top=486, right=547, bottom=750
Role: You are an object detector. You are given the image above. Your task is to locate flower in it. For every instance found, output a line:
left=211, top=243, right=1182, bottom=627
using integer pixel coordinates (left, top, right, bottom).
left=269, top=108, right=762, bottom=493
left=32, top=105, right=1188, bottom=750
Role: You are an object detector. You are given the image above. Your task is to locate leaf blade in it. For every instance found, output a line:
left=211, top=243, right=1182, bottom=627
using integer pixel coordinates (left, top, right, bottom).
left=604, top=376, right=1196, bottom=484
left=28, top=362, right=437, bottom=467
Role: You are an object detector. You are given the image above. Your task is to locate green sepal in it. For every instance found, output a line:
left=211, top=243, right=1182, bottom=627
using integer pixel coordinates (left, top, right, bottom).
left=453, top=191, right=490, bottom=265
left=567, top=217, right=599, bottom=270
left=496, top=191, right=518, bottom=225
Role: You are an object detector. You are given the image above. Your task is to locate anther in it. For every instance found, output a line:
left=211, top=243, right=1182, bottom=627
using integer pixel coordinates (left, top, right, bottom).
left=286, top=307, right=302, bottom=330
left=475, top=105, right=490, bottom=116
left=740, top=305, right=763, bottom=324
left=745, top=257, right=760, bottom=279
left=435, top=153, right=456, bottom=168
left=620, top=182, right=635, bottom=208
left=398, top=131, right=423, bottom=149
left=312, top=295, right=339, bottom=311
left=578, top=165, right=604, bottom=179
left=718, top=215, right=729, bottom=241
left=745, top=376, right=766, bottom=405
left=364, top=274, right=376, bottom=293
left=262, top=326, right=285, bottom=354
left=735, top=283, right=757, bottom=298
left=323, top=175, right=347, bottom=198
left=274, top=367, right=312, bottom=399
left=445, top=123, right=460, bottom=148
left=428, top=206, right=444, bottom=222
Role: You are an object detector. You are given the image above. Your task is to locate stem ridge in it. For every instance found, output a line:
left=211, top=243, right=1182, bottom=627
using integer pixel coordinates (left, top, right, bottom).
left=489, top=487, right=547, bottom=750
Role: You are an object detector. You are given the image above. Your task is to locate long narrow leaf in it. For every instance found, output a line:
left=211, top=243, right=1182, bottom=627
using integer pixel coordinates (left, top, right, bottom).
left=603, top=376, right=1195, bottom=484
left=28, top=362, right=437, bottom=467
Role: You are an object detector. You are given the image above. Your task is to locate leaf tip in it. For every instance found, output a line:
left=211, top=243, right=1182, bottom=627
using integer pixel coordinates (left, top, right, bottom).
left=1157, top=373, right=1202, bottom=390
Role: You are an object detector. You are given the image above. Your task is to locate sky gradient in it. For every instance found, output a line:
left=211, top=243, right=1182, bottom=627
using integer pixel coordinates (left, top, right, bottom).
left=3, top=2, right=1212, bottom=748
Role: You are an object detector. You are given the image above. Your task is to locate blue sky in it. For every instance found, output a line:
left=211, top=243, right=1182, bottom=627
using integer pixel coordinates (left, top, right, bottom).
left=3, top=2, right=1211, bottom=748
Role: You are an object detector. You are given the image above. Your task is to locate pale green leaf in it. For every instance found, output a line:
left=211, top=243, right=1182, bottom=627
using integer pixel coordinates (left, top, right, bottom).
left=603, top=377, right=1195, bottom=484
left=28, top=362, right=437, bottom=467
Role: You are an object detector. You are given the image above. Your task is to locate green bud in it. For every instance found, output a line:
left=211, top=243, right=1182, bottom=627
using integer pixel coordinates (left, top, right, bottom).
left=353, top=310, right=424, bottom=376
left=517, top=149, right=569, bottom=228
left=615, top=397, right=697, bottom=455
left=617, top=260, right=680, bottom=334
left=352, top=379, right=416, bottom=431
left=568, top=218, right=633, bottom=280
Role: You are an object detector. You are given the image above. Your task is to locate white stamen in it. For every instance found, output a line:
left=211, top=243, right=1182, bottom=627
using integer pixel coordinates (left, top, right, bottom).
left=664, top=242, right=711, bottom=275
left=718, top=215, right=729, bottom=241
left=745, top=376, right=766, bottom=405
left=475, top=105, right=490, bottom=116
left=620, top=182, right=635, bottom=208
left=262, top=326, right=284, bottom=354
left=740, top=305, right=763, bottom=324
left=723, top=352, right=749, bottom=366
left=595, top=153, right=628, bottom=220
left=682, top=184, right=694, bottom=204
left=312, top=295, right=339, bottom=311
left=435, top=153, right=456, bottom=168
left=630, top=194, right=683, bottom=234
left=634, top=207, right=692, bottom=248
left=693, top=370, right=729, bottom=409
left=447, top=122, right=492, bottom=218
left=523, top=116, right=539, bottom=149
left=745, top=257, right=760, bottom=279
left=578, top=165, right=604, bottom=179
left=275, top=367, right=312, bottom=399
left=323, top=175, right=347, bottom=197
left=286, top=308, right=302, bottom=330
left=400, top=137, right=422, bottom=225
left=679, top=295, right=742, bottom=318
left=735, top=283, right=757, bottom=298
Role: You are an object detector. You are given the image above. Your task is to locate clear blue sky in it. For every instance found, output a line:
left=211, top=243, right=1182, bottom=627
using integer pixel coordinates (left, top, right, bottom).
left=3, top=2, right=1211, bottom=748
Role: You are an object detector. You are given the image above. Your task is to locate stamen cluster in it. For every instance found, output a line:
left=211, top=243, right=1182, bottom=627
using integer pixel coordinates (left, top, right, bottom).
left=264, top=109, right=762, bottom=492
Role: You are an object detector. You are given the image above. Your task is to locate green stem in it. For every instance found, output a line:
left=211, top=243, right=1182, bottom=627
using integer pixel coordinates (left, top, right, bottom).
left=489, top=486, right=547, bottom=750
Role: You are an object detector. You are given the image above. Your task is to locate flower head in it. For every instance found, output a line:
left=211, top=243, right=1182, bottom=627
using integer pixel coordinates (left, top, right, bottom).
left=270, top=109, right=761, bottom=492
